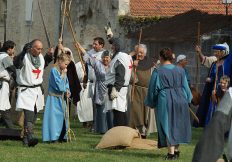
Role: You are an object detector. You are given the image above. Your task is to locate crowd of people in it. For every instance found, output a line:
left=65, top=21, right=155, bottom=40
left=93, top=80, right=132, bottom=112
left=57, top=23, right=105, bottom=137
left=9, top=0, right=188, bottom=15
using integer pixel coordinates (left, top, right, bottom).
left=0, top=36, right=231, bottom=161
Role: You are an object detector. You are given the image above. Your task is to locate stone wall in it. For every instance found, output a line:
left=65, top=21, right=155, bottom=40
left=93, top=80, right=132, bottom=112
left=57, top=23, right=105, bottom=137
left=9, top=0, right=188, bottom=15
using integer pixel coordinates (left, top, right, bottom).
left=63, top=0, right=131, bottom=61
left=0, top=0, right=60, bottom=52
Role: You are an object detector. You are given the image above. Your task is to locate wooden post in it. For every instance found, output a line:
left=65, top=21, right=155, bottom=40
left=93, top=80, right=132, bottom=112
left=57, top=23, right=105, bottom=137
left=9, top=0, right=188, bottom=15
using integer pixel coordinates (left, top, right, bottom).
left=131, top=28, right=142, bottom=101
left=196, top=22, right=200, bottom=90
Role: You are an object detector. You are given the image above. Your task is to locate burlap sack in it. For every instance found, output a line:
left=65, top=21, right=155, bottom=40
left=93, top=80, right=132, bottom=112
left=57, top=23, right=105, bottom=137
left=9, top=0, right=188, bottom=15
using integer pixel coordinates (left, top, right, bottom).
left=96, top=126, right=140, bottom=149
left=128, top=138, right=157, bottom=150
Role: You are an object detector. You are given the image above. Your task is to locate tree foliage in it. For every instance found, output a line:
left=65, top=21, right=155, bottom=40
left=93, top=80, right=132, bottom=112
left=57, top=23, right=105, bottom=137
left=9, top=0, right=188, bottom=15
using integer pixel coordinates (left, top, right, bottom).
left=118, top=15, right=166, bottom=33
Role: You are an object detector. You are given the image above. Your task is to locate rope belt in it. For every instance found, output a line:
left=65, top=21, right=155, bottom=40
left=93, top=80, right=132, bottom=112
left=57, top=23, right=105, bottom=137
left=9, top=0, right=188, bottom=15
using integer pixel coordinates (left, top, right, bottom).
left=48, top=92, right=63, bottom=98
left=134, top=84, right=148, bottom=89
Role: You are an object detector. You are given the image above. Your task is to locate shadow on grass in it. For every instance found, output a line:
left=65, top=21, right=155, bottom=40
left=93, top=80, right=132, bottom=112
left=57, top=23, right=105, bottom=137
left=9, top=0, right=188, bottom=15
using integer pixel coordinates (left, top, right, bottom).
left=43, top=144, right=162, bottom=159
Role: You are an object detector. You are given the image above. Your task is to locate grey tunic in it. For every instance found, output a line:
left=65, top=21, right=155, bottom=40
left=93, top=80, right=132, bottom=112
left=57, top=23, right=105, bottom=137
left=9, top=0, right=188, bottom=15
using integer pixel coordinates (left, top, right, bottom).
left=84, top=54, right=107, bottom=105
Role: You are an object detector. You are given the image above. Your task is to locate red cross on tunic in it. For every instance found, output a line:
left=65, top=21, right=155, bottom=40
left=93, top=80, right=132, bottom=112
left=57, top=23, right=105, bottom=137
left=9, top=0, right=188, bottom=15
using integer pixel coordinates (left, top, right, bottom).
left=32, top=68, right=41, bottom=79
left=129, top=60, right=133, bottom=69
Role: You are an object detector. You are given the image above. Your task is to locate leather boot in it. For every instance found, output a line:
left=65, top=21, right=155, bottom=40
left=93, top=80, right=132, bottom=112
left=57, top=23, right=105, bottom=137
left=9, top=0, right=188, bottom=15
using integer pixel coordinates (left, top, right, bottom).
left=22, top=130, right=28, bottom=146
left=25, top=122, right=38, bottom=147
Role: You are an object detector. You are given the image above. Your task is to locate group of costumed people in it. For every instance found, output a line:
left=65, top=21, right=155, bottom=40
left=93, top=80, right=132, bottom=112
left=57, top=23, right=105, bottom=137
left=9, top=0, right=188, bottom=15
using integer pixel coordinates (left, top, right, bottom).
left=1, top=27, right=232, bottom=161
left=0, top=32, right=136, bottom=145
left=0, top=41, right=193, bottom=162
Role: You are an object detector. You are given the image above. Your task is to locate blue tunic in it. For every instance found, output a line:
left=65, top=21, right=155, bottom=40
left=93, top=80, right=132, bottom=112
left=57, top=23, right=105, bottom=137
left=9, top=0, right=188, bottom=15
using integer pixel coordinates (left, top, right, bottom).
left=145, top=64, right=192, bottom=148
left=42, top=67, right=70, bottom=142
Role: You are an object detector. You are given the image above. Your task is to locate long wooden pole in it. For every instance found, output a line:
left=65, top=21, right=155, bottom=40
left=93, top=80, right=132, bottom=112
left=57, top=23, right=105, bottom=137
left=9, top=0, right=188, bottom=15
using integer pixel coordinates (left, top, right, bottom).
left=189, top=107, right=199, bottom=123
left=27, top=0, right=34, bottom=42
left=37, top=0, right=51, bottom=47
left=60, top=0, right=67, bottom=40
left=131, top=28, right=142, bottom=101
left=3, top=9, right=7, bottom=42
left=196, top=22, right=200, bottom=90
left=65, top=7, right=86, bottom=76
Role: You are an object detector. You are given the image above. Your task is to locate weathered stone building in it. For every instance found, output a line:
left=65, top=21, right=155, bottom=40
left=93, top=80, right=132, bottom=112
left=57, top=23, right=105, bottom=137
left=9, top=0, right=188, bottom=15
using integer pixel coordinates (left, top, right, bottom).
left=0, top=0, right=61, bottom=52
left=0, top=0, right=130, bottom=56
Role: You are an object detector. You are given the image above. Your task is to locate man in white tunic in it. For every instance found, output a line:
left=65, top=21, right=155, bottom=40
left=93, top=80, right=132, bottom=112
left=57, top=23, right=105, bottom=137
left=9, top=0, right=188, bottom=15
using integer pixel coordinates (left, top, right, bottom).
left=0, top=40, right=16, bottom=128
left=104, top=38, right=132, bottom=126
left=14, top=39, right=53, bottom=147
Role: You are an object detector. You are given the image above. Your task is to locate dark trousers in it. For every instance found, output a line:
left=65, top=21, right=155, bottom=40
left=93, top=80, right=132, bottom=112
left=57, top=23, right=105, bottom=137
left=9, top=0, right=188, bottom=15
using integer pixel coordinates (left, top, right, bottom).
left=24, top=107, right=37, bottom=125
left=95, top=104, right=114, bottom=133
left=0, top=110, right=14, bottom=128
left=113, top=110, right=127, bottom=127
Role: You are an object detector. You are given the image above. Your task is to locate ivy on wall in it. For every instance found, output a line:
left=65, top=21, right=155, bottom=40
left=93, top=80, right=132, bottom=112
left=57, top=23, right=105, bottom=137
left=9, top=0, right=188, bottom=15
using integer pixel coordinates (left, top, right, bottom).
left=118, top=15, right=166, bottom=33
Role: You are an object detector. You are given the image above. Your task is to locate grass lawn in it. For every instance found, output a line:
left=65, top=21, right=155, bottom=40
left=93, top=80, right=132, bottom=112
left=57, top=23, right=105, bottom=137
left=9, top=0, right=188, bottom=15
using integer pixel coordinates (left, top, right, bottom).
left=0, top=114, right=203, bottom=162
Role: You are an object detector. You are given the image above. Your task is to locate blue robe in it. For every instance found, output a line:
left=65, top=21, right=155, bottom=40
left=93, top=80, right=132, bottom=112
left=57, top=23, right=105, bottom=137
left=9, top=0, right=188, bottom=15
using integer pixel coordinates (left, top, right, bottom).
left=196, top=53, right=232, bottom=127
left=145, top=64, right=192, bottom=148
left=42, top=67, right=70, bottom=142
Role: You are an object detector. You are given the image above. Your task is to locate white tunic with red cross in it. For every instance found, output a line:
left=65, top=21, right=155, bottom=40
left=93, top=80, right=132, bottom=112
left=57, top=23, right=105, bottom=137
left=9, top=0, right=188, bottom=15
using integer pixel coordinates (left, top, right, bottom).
left=16, top=53, right=45, bottom=112
left=104, top=52, right=133, bottom=112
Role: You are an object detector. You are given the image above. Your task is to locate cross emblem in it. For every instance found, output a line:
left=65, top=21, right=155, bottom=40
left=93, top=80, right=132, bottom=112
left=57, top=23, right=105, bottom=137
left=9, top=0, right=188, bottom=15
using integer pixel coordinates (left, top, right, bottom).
left=32, top=68, right=41, bottom=79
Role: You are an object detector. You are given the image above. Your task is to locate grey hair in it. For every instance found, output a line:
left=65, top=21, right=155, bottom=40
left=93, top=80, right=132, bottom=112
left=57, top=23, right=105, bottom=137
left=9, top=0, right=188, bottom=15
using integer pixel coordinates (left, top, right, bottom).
left=135, top=44, right=147, bottom=55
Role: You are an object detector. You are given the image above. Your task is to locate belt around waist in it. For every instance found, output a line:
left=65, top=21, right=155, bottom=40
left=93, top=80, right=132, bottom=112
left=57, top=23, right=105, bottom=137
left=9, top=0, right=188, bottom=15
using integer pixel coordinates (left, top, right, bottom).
left=48, top=92, right=63, bottom=98
left=18, top=84, right=42, bottom=88
left=107, top=84, right=129, bottom=88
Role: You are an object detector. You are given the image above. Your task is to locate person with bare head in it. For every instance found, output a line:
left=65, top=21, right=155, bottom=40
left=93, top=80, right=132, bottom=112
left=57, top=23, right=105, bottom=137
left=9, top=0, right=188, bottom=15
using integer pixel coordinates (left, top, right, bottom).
left=53, top=41, right=82, bottom=119
left=76, top=37, right=105, bottom=132
left=129, top=43, right=157, bottom=138
left=0, top=40, right=16, bottom=128
left=42, top=53, right=71, bottom=143
left=14, top=39, right=53, bottom=147
left=145, top=48, right=192, bottom=160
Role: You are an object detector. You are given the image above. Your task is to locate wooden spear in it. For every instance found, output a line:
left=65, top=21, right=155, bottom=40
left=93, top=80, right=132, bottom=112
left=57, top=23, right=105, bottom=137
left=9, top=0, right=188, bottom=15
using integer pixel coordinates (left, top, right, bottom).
left=60, top=0, right=67, bottom=41
left=37, top=0, right=51, bottom=47
left=196, top=22, right=200, bottom=90
left=131, top=28, right=142, bottom=101
left=64, top=5, right=86, bottom=76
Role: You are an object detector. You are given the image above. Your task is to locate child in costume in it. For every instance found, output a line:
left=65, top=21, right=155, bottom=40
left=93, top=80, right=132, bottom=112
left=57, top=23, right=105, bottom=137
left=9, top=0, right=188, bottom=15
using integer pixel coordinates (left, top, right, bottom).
left=42, top=53, right=71, bottom=142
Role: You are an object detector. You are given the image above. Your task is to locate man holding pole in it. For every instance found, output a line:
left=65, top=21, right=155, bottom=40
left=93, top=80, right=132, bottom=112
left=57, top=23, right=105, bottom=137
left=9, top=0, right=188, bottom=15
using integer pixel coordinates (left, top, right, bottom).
left=194, top=42, right=232, bottom=127
left=129, top=44, right=156, bottom=138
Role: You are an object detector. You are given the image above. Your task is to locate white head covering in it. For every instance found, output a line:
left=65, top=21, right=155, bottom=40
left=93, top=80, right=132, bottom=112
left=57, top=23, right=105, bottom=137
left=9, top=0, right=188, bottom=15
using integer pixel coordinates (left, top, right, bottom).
left=176, top=54, right=186, bottom=63
left=212, top=42, right=230, bottom=55
left=63, top=47, right=75, bottom=63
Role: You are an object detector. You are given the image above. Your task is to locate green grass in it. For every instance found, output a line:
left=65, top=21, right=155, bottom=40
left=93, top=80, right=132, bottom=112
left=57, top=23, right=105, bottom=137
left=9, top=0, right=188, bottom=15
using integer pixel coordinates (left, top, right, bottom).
left=0, top=115, right=203, bottom=162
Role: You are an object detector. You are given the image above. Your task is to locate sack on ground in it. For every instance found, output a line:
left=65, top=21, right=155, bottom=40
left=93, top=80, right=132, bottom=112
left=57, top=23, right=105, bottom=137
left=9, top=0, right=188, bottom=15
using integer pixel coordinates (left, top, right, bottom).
left=96, top=126, right=140, bottom=149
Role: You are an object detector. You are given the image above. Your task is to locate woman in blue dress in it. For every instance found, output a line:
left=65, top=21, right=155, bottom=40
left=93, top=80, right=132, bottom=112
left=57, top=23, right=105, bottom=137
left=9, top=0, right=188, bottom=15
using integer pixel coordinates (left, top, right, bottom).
left=145, top=48, right=192, bottom=160
left=42, top=53, right=71, bottom=142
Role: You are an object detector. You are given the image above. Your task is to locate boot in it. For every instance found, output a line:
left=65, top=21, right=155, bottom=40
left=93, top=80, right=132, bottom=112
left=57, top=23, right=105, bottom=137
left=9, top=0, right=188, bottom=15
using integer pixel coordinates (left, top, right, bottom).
left=22, top=133, right=28, bottom=146
left=25, top=122, right=38, bottom=147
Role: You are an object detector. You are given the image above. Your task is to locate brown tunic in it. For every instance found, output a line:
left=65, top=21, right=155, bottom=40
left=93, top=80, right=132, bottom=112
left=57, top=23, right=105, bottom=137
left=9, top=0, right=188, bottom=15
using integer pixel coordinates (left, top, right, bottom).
left=129, top=68, right=157, bottom=135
